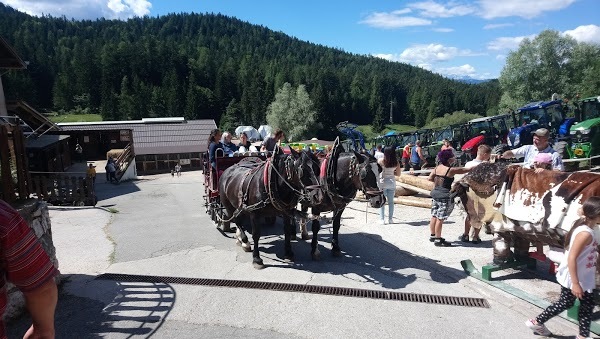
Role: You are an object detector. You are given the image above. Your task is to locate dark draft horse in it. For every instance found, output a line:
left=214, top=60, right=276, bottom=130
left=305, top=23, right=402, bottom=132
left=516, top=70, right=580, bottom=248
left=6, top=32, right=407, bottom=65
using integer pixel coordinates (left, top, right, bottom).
left=297, top=139, right=386, bottom=260
left=218, top=147, right=323, bottom=269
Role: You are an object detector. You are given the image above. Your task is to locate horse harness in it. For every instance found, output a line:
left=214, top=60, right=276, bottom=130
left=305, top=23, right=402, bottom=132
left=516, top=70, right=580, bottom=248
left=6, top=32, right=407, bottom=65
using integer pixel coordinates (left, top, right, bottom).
left=321, top=153, right=369, bottom=207
left=219, top=155, right=306, bottom=222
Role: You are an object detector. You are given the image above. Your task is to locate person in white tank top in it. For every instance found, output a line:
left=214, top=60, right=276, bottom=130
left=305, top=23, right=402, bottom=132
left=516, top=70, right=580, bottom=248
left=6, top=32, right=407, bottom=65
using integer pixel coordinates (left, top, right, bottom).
left=525, top=196, right=600, bottom=339
left=377, top=147, right=401, bottom=225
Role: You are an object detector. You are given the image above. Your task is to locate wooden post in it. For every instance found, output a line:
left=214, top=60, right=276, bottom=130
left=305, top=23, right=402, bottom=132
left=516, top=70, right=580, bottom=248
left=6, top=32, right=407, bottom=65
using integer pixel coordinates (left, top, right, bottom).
left=0, top=125, right=14, bottom=202
left=12, top=126, right=28, bottom=199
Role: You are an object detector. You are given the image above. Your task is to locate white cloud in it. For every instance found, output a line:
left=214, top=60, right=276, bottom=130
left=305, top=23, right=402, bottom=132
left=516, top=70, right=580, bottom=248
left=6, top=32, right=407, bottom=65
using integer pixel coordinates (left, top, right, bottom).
left=563, top=25, right=600, bottom=44
left=487, top=35, right=535, bottom=51
left=373, top=54, right=394, bottom=61
left=496, top=54, right=506, bottom=60
left=433, top=28, right=454, bottom=33
left=437, top=64, right=476, bottom=77
left=478, top=0, right=576, bottom=19
left=408, top=1, right=476, bottom=18
left=483, top=23, right=514, bottom=30
left=3, top=0, right=152, bottom=20
left=360, top=11, right=432, bottom=28
left=398, top=43, right=480, bottom=64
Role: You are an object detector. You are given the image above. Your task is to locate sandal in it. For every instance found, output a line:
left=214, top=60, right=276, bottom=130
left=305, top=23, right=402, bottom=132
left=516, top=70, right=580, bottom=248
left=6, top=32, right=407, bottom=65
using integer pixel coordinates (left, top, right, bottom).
left=434, top=238, right=452, bottom=247
left=471, top=237, right=482, bottom=244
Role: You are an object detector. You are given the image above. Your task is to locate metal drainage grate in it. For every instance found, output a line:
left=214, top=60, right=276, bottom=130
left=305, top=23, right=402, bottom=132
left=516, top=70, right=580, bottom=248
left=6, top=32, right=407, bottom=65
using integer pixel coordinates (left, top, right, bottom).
left=97, top=273, right=489, bottom=308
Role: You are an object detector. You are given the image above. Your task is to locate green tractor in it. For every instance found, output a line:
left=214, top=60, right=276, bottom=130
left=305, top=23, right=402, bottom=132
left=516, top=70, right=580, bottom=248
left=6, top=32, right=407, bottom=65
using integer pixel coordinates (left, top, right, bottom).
left=566, top=96, right=600, bottom=169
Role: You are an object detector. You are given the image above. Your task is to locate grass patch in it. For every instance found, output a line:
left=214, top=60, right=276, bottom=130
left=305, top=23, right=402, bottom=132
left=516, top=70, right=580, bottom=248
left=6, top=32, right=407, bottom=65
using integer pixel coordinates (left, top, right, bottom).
left=50, top=114, right=102, bottom=123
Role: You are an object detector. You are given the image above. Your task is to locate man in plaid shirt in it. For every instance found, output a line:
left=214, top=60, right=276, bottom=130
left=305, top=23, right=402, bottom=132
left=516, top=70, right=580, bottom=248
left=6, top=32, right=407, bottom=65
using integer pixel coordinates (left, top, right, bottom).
left=0, top=200, right=58, bottom=338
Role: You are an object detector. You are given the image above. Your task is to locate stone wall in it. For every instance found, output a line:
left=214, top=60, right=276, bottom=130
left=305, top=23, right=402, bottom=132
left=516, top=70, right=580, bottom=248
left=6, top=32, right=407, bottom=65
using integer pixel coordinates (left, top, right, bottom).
left=3, top=199, right=60, bottom=322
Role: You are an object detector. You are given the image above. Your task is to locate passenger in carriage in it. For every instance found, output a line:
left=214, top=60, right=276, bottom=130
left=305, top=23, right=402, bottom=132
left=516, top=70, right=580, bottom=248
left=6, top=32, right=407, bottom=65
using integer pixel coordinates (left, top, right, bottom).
left=238, top=132, right=252, bottom=152
left=221, top=132, right=238, bottom=156
left=207, top=128, right=223, bottom=170
left=261, top=128, right=285, bottom=153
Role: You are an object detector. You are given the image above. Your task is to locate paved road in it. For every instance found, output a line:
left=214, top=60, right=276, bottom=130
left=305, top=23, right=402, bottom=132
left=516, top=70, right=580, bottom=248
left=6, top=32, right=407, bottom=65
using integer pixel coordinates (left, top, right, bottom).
left=8, top=171, right=582, bottom=338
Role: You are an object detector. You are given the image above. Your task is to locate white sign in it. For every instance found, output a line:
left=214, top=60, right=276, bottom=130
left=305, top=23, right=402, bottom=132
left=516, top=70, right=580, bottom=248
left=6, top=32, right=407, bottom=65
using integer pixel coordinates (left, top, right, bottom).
left=180, top=159, right=190, bottom=165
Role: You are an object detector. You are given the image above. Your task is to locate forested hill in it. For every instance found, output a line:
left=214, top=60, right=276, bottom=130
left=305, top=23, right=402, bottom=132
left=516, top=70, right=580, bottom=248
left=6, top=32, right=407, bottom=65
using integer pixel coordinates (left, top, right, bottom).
left=0, top=3, right=500, bottom=134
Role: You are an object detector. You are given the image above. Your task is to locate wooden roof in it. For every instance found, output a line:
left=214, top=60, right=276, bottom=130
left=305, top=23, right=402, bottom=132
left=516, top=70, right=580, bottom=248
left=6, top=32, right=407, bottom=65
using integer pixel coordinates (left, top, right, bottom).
left=0, top=36, right=26, bottom=69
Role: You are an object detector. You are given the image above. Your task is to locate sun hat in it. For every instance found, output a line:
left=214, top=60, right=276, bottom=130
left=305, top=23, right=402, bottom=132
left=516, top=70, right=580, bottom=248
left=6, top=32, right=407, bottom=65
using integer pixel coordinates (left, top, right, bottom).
left=533, top=152, right=552, bottom=164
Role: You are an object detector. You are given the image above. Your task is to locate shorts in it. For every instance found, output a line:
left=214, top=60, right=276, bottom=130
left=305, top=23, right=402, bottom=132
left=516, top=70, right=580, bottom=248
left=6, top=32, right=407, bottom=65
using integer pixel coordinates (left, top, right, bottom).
left=431, top=198, right=454, bottom=220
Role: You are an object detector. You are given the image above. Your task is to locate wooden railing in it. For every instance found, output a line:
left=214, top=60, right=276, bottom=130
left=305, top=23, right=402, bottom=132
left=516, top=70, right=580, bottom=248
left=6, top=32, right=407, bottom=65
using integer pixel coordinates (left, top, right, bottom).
left=0, top=124, right=32, bottom=202
left=29, top=172, right=96, bottom=206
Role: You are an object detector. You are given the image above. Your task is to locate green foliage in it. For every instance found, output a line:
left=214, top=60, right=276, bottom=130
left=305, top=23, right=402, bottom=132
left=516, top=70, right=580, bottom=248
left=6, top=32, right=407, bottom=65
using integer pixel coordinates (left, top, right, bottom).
left=219, top=99, right=242, bottom=133
left=49, top=114, right=102, bottom=123
left=371, top=105, right=385, bottom=133
left=266, top=83, right=321, bottom=141
left=0, top=4, right=500, bottom=127
left=424, top=110, right=482, bottom=129
left=499, top=29, right=600, bottom=104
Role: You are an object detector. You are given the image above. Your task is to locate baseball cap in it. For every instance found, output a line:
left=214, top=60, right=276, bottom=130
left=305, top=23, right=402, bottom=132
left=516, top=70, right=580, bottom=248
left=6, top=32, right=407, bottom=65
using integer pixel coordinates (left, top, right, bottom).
left=534, top=128, right=549, bottom=137
left=533, top=153, right=552, bottom=164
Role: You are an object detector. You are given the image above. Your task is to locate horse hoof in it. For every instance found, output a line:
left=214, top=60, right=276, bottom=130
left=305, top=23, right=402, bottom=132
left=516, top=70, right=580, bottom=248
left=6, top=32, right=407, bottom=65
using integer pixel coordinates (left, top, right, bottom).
left=331, top=249, right=342, bottom=257
left=301, top=233, right=312, bottom=241
left=312, top=250, right=321, bottom=261
left=284, top=255, right=295, bottom=262
left=242, top=243, right=252, bottom=252
left=290, top=233, right=297, bottom=241
left=253, top=259, right=265, bottom=269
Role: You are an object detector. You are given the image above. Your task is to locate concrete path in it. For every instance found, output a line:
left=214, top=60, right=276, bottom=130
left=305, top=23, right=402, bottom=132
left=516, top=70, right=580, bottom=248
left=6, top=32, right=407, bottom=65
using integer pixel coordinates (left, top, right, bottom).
left=7, top=171, right=584, bottom=338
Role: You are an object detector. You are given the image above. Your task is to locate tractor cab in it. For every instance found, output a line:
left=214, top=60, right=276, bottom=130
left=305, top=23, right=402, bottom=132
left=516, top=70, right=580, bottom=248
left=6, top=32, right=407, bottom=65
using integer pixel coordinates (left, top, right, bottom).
left=567, top=96, right=600, bottom=163
left=460, top=114, right=513, bottom=158
left=507, top=100, right=572, bottom=149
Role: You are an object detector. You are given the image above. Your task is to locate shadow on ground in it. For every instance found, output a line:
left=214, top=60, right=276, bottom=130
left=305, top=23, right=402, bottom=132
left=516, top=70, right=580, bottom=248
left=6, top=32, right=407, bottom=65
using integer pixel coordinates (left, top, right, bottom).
left=7, top=274, right=176, bottom=338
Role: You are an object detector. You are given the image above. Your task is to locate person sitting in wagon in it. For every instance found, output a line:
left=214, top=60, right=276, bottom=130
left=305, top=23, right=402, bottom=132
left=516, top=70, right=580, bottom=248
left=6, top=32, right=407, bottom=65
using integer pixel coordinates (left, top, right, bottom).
left=208, top=129, right=224, bottom=170
left=221, top=131, right=238, bottom=156
left=261, top=129, right=285, bottom=153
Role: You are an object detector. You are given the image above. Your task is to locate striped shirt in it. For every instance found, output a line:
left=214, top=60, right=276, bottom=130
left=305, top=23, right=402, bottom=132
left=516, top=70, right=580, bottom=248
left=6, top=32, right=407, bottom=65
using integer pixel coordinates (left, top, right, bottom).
left=0, top=200, right=58, bottom=338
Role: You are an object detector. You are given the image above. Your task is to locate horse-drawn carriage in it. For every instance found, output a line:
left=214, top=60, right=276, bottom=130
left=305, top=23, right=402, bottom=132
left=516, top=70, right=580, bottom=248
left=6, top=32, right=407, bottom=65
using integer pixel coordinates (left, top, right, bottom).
left=202, top=139, right=386, bottom=269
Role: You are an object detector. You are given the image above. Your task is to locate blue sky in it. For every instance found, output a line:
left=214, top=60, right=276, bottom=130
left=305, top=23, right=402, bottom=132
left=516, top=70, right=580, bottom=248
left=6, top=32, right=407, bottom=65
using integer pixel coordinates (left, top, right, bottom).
left=3, top=0, right=600, bottom=79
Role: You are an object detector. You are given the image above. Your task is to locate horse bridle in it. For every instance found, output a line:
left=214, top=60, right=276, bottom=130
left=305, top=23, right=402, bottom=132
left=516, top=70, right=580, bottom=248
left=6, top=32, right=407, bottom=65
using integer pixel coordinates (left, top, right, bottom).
left=350, top=155, right=383, bottom=199
left=268, top=153, right=321, bottom=210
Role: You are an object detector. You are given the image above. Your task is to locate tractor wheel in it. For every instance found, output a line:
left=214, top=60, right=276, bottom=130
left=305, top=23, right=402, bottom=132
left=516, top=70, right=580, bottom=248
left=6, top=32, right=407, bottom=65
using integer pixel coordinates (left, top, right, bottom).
left=492, top=143, right=509, bottom=155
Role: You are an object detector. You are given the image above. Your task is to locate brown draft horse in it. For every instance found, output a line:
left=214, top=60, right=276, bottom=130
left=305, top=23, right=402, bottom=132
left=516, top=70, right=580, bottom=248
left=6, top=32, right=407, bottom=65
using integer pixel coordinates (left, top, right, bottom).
left=296, top=138, right=386, bottom=259
left=218, top=147, right=323, bottom=269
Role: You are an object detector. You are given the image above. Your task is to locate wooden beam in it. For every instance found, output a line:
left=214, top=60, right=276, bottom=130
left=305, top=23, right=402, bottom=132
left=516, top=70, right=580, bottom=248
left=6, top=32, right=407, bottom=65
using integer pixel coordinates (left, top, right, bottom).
left=0, top=125, right=15, bottom=202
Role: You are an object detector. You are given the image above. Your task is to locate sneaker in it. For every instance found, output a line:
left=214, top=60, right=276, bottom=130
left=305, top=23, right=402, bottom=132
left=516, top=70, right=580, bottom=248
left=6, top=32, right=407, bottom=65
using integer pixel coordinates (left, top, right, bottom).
left=458, top=234, right=469, bottom=242
left=429, top=234, right=436, bottom=242
left=525, top=319, right=552, bottom=336
left=434, top=238, right=451, bottom=247
left=378, top=219, right=385, bottom=225
left=388, top=218, right=393, bottom=224
left=471, top=237, right=482, bottom=244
